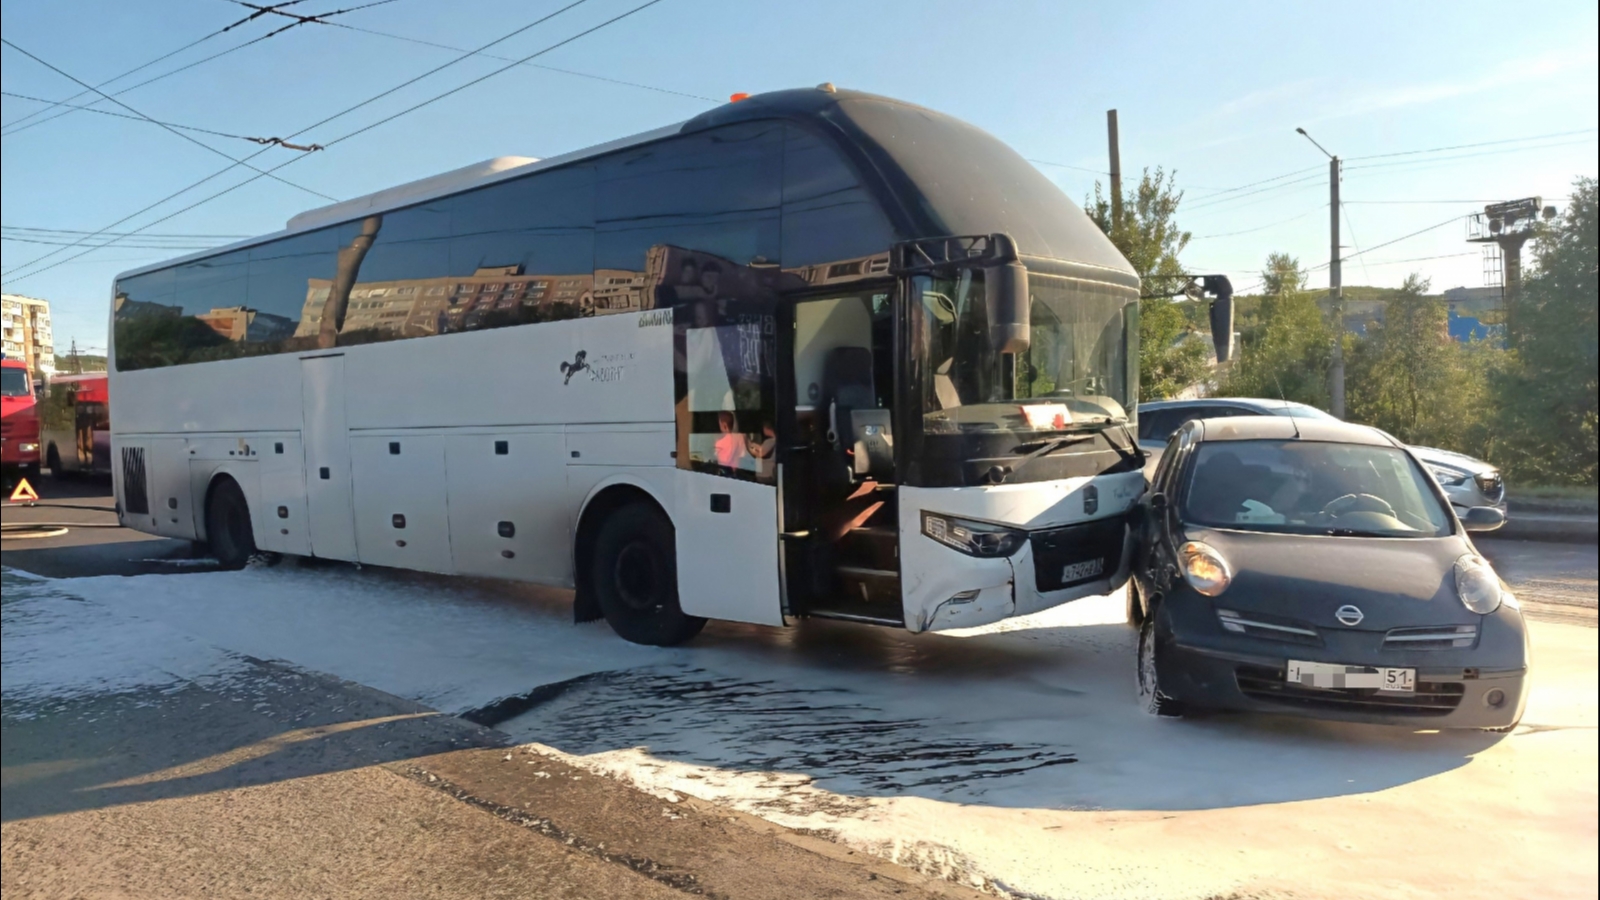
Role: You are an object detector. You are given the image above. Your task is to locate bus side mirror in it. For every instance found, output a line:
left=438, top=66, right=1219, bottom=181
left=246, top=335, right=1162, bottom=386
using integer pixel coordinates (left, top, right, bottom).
left=1203, top=275, right=1234, bottom=363
left=986, top=262, right=1030, bottom=355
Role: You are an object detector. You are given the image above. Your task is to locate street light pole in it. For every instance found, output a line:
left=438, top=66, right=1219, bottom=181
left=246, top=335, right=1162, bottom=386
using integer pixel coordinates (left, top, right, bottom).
left=1297, top=127, right=1344, bottom=418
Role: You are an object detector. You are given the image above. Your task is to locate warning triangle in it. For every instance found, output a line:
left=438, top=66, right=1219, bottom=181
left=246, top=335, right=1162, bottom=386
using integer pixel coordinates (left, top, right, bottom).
left=8, top=478, right=39, bottom=503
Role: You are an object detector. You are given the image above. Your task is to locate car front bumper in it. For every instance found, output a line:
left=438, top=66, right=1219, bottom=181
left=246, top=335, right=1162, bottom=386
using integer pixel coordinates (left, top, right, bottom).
left=1154, top=600, right=1529, bottom=728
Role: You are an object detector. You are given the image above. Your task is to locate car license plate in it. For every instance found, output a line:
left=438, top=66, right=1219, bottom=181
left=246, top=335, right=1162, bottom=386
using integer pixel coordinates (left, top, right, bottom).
left=1285, top=660, right=1415, bottom=692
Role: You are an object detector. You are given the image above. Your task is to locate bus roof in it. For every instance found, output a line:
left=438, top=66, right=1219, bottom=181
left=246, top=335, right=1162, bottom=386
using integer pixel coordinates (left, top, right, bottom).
left=114, top=86, right=1134, bottom=286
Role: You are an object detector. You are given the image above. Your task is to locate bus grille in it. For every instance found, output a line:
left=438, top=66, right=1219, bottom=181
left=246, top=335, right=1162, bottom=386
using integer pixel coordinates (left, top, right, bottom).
left=1030, top=517, right=1126, bottom=592
left=121, top=446, right=150, bottom=515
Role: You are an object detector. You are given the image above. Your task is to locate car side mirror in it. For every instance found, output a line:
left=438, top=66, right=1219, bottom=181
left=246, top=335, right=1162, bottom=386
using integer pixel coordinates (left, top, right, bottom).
left=1462, top=506, right=1506, bottom=532
left=1149, top=492, right=1168, bottom=511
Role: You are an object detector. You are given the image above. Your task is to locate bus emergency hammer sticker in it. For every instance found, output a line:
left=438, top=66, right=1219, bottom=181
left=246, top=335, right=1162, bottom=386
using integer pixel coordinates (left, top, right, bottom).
left=560, top=351, right=589, bottom=384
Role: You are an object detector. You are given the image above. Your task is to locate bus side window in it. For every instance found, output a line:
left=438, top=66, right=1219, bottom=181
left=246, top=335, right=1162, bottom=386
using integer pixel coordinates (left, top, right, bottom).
left=677, top=302, right=776, bottom=484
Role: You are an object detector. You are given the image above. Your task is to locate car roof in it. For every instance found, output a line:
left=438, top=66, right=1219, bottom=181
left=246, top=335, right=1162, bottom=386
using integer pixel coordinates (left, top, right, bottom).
left=1193, top=415, right=1398, bottom=447
left=1142, top=397, right=1306, bottom=413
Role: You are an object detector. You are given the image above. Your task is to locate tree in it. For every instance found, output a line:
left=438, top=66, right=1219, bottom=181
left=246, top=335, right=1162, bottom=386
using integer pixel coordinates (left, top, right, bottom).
left=1221, top=253, right=1330, bottom=407
left=1492, top=176, right=1599, bottom=484
left=1344, top=274, right=1498, bottom=455
left=1086, top=168, right=1210, bottom=400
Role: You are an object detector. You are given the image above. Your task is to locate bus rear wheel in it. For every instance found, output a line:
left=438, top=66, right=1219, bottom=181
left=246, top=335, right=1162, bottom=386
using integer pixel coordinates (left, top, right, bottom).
left=205, top=477, right=258, bottom=570
left=591, top=502, right=705, bottom=646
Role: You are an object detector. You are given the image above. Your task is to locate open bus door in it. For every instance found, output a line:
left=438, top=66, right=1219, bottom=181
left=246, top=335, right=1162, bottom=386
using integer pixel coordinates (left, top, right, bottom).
left=671, top=299, right=785, bottom=626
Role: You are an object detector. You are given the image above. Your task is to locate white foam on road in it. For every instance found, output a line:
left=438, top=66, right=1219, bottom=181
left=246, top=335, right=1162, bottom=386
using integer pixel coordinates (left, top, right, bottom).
left=24, top=562, right=1598, bottom=900
left=1, top=568, right=247, bottom=714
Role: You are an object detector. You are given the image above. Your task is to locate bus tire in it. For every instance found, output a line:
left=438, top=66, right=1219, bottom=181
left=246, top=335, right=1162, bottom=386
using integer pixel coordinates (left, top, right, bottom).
left=46, top=445, right=71, bottom=482
left=205, top=477, right=258, bottom=570
left=591, top=502, right=705, bottom=646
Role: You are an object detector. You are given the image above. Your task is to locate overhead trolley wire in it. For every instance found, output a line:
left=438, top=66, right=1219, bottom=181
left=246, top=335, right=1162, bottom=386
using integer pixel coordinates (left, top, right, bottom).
left=1, top=1, right=399, bottom=139
left=1305, top=214, right=1467, bottom=272
left=3, top=0, right=669, bottom=285
left=1345, top=127, right=1599, bottom=162
left=4, top=90, right=286, bottom=143
left=2, top=225, right=252, bottom=239
left=0, top=38, right=336, bottom=201
left=1, top=0, right=598, bottom=280
left=325, top=20, right=719, bottom=103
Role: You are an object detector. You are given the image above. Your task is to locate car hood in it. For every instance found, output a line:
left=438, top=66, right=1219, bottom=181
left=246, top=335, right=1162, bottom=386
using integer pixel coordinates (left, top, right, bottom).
left=1183, top=526, right=1480, bottom=630
left=1409, top=445, right=1495, bottom=476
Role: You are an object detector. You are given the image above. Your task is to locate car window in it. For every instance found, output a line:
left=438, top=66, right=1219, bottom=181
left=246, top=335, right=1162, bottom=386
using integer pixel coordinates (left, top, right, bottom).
left=1180, top=439, right=1452, bottom=537
left=1138, top=407, right=1187, bottom=443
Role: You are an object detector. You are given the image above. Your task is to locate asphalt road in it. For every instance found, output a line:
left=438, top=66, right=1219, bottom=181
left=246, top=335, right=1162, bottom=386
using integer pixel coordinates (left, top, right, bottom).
left=3, top=489, right=1596, bottom=899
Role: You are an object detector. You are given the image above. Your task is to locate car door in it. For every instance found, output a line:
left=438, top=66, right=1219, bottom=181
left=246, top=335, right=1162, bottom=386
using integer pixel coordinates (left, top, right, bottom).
left=1137, top=423, right=1196, bottom=605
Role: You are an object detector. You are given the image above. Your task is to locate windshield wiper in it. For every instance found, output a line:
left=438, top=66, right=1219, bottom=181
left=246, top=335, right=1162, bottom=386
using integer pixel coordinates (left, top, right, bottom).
left=993, top=434, right=1095, bottom=483
left=1323, top=527, right=1400, bottom=538
left=1104, top=420, right=1146, bottom=467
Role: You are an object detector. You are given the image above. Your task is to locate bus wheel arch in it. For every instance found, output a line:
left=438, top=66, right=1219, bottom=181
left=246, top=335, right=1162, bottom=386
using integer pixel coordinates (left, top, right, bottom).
left=575, top=483, right=705, bottom=646
left=203, top=473, right=258, bottom=569
left=573, top=482, right=668, bottom=623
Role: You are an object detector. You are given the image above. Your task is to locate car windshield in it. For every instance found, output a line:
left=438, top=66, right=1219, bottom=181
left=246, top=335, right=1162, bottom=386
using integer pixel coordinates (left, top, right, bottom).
left=2, top=367, right=31, bottom=397
left=1181, top=439, right=1452, bottom=537
left=912, top=270, right=1135, bottom=437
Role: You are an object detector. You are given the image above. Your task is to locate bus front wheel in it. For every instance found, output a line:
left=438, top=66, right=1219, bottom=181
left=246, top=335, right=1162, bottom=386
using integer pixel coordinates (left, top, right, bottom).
left=205, top=477, right=258, bottom=570
left=591, top=503, right=705, bottom=646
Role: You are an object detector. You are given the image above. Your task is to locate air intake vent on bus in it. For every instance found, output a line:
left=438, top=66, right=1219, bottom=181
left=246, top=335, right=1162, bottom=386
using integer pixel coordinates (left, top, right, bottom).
left=121, top=446, right=150, bottom=516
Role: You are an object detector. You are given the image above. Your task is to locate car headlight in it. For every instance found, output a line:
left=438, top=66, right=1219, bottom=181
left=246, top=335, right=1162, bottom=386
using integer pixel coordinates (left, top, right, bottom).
left=1428, top=465, right=1469, bottom=487
left=1179, top=541, right=1232, bottom=596
left=921, top=511, right=1027, bottom=558
left=1454, top=553, right=1503, bottom=614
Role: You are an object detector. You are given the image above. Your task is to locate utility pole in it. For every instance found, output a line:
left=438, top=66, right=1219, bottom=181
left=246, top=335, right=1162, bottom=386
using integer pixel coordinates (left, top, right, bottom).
left=1297, top=127, right=1344, bottom=417
left=1327, top=155, right=1343, bottom=418
left=1107, top=109, right=1122, bottom=232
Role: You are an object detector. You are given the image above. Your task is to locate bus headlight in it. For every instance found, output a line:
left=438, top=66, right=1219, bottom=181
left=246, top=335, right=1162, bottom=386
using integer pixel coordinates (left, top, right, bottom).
left=1179, top=541, right=1232, bottom=596
left=921, top=512, right=1026, bottom=558
left=1454, top=553, right=1503, bottom=614
left=19, top=443, right=39, bottom=453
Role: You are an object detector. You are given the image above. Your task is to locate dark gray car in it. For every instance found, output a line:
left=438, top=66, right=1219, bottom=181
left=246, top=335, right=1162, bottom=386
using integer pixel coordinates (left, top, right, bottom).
left=1129, top=415, right=1526, bottom=729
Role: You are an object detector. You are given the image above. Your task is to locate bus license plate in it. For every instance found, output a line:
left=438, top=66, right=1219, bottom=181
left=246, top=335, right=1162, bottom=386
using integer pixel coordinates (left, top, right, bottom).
left=1285, top=660, right=1415, bottom=692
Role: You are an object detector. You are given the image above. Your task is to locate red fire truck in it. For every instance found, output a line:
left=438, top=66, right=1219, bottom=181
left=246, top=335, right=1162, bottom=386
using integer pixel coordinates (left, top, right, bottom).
left=1, top=355, right=41, bottom=482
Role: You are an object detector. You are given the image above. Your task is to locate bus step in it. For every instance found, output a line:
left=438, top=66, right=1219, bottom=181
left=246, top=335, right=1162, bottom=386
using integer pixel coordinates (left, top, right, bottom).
left=835, top=565, right=901, bottom=608
left=839, top=526, right=897, bottom=570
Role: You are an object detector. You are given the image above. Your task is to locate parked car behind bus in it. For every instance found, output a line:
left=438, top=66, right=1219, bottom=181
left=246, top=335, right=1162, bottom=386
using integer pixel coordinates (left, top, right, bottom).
left=1136, top=398, right=1506, bottom=515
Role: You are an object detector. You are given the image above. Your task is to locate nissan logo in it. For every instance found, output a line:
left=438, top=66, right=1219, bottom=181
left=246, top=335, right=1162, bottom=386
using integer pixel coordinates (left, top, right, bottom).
left=1334, top=605, right=1365, bottom=627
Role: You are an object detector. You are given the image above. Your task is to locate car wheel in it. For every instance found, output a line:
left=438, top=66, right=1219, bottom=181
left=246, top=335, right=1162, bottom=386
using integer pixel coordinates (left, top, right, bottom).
left=591, top=502, right=706, bottom=646
left=205, top=478, right=258, bottom=570
left=1137, top=613, right=1185, bottom=718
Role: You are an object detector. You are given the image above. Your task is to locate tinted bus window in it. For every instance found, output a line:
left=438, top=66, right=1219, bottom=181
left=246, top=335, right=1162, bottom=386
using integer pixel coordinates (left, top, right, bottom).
left=780, top=125, right=895, bottom=268
left=838, top=98, right=1126, bottom=269
left=596, top=123, right=782, bottom=278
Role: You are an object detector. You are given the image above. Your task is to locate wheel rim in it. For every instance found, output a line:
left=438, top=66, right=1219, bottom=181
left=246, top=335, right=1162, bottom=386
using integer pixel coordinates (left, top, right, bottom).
left=614, top=541, right=661, bottom=611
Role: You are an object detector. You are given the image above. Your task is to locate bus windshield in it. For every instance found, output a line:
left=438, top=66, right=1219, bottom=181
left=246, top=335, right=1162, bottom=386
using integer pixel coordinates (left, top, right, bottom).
left=912, top=269, right=1134, bottom=438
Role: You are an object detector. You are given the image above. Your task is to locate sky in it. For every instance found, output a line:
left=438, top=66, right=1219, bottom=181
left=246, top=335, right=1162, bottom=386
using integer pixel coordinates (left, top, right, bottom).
left=2, top=0, right=1596, bottom=353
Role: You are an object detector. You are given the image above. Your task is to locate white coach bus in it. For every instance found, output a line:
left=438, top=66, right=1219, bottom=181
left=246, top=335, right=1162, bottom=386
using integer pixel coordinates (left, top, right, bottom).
left=109, top=86, right=1166, bottom=645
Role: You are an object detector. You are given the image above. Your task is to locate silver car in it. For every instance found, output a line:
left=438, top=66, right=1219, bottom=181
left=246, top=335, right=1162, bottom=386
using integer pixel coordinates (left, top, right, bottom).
left=1135, top=398, right=1506, bottom=515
